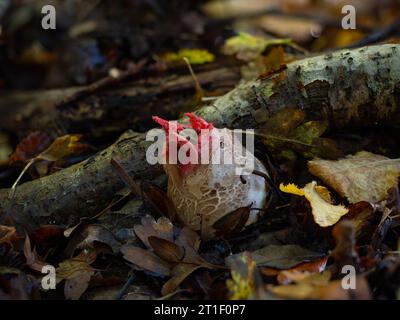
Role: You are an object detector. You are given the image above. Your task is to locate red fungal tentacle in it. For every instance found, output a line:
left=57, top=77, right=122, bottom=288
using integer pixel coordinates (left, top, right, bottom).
left=152, top=116, right=170, bottom=131
left=153, top=114, right=216, bottom=175
left=152, top=116, right=185, bottom=132
left=184, top=113, right=214, bottom=131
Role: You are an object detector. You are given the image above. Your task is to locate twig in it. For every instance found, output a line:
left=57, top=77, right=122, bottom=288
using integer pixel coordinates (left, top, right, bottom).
left=114, top=274, right=136, bottom=300
left=110, top=158, right=142, bottom=197
left=252, top=170, right=286, bottom=202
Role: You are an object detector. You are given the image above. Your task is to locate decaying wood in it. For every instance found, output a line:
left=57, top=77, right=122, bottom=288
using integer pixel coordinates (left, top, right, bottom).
left=0, top=66, right=241, bottom=138
left=1, top=44, right=400, bottom=230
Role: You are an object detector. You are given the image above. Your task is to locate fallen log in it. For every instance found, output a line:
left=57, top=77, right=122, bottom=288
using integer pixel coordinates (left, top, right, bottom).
left=0, top=66, right=241, bottom=139
left=1, top=44, right=400, bottom=230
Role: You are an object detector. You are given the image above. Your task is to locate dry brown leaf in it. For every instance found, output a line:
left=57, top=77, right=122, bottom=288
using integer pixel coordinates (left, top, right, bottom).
left=123, top=217, right=219, bottom=294
left=23, top=234, right=47, bottom=272
left=76, top=224, right=120, bottom=253
left=133, top=215, right=174, bottom=249
left=161, top=264, right=202, bottom=296
left=308, top=151, right=400, bottom=204
left=64, top=269, right=94, bottom=300
left=269, top=271, right=331, bottom=299
left=9, top=132, right=51, bottom=165
left=212, top=205, right=251, bottom=237
left=254, top=15, right=321, bottom=43
left=148, top=236, right=184, bottom=263
left=276, top=257, right=328, bottom=285
left=120, top=245, right=171, bottom=276
left=280, top=182, right=349, bottom=227
left=143, top=185, right=177, bottom=221
left=269, top=272, right=371, bottom=300
left=0, top=225, right=19, bottom=246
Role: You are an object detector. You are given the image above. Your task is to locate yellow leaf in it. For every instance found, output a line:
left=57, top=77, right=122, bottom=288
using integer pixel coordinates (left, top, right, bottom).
left=262, top=46, right=286, bottom=74
left=0, top=225, right=18, bottom=246
left=280, top=183, right=304, bottom=196
left=308, top=151, right=400, bottom=204
left=162, top=49, right=215, bottom=65
left=222, top=32, right=292, bottom=62
left=280, top=181, right=348, bottom=227
left=37, top=134, right=88, bottom=162
left=227, top=256, right=256, bottom=300
left=56, top=259, right=94, bottom=282
left=19, top=42, right=57, bottom=65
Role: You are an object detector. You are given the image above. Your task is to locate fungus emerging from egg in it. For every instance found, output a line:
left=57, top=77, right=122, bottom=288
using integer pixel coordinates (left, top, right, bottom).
left=152, top=113, right=269, bottom=239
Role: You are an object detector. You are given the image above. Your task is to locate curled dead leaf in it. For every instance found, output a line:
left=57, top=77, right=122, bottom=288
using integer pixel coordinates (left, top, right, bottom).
left=276, top=257, right=328, bottom=285
left=0, top=225, right=19, bottom=246
left=23, top=234, right=47, bottom=272
left=308, top=151, right=400, bottom=204
left=269, top=271, right=370, bottom=300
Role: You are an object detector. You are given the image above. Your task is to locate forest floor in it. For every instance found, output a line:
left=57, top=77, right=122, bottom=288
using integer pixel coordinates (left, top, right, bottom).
left=1, top=0, right=400, bottom=300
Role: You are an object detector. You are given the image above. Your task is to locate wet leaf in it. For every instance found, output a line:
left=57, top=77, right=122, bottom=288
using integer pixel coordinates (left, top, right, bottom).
left=308, top=151, right=400, bottom=204
left=280, top=182, right=349, bottom=227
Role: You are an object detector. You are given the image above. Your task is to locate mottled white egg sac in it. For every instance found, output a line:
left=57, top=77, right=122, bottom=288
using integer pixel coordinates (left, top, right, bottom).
left=154, top=114, right=269, bottom=239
